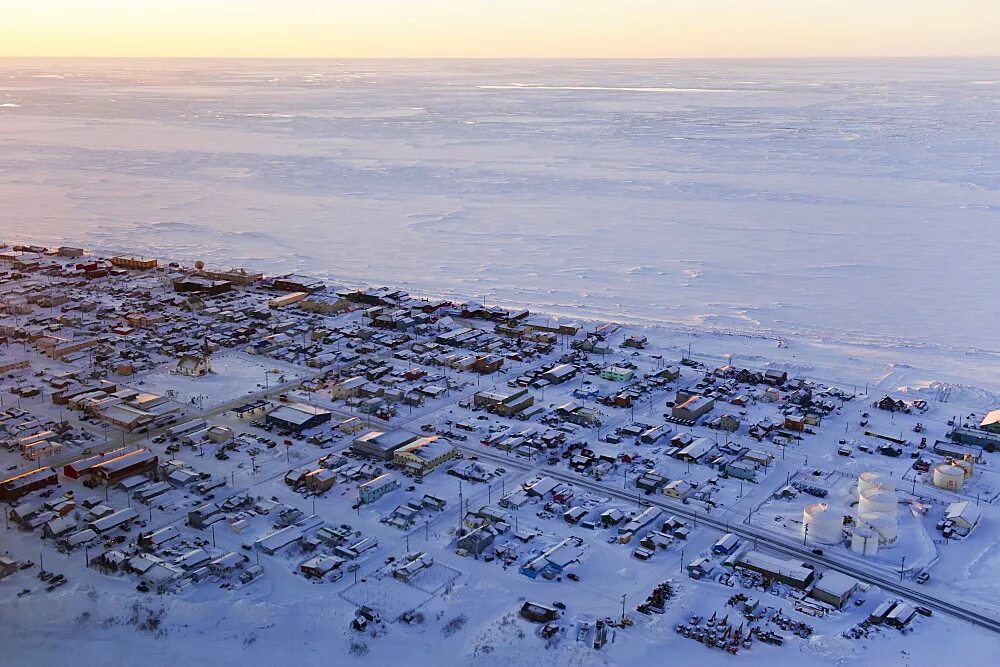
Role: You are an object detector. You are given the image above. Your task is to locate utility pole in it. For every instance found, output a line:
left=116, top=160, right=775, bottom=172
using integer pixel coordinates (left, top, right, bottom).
left=621, top=593, right=627, bottom=621
left=900, top=555, right=906, bottom=581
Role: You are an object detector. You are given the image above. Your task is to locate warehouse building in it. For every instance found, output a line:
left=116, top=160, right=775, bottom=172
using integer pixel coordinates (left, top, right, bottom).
left=542, top=364, right=577, bottom=385
left=352, top=429, right=422, bottom=460
left=0, top=467, right=58, bottom=502
left=672, top=394, right=716, bottom=422
left=735, top=551, right=815, bottom=589
left=265, top=403, right=332, bottom=433
left=88, top=449, right=158, bottom=486
left=810, top=570, right=859, bottom=609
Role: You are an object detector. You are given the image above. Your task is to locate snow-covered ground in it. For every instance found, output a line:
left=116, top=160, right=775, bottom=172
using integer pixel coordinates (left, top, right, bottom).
left=129, top=352, right=309, bottom=410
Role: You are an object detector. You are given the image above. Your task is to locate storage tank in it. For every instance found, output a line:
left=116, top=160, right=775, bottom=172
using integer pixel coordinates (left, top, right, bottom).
left=858, top=487, right=899, bottom=516
left=858, top=471, right=895, bottom=496
left=803, top=502, right=843, bottom=544
left=933, top=463, right=965, bottom=491
left=850, top=526, right=879, bottom=556
left=955, top=459, right=974, bottom=479
left=858, top=512, right=898, bottom=544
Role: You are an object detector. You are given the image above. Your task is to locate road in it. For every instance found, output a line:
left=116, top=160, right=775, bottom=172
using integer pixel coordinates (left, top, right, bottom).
left=442, top=439, right=1000, bottom=634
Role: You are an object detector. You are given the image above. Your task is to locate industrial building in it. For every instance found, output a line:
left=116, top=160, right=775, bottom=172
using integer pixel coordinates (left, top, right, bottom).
left=352, top=429, right=422, bottom=460
left=810, top=571, right=859, bottom=609
left=88, top=449, right=158, bottom=486
left=0, top=466, right=58, bottom=502
left=736, top=551, right=815, bottom=589
left=111, top=256, right=157, bottom=270
left=265, top=403, right=332, bottom=433
left=273, top=274, right=325, bottom=293
left=541, top=364, right=577, bottom=385
left=672, top=394, right=716, bottom=422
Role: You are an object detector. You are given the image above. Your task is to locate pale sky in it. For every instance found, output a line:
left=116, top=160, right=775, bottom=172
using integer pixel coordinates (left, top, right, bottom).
left=2, top=0, right=998, bottom=58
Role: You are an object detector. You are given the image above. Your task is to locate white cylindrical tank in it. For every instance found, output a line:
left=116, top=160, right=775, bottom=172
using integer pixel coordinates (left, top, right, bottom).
left=955, top=459, right=974, bottom=479
left=850, top=526, right=879, bottom=555
left=859, top=471, right=895, bottom=496
left=859, top=487, right=899, bottom=516
left=858, top=512, right=898, bottom=544
left=933, top=463, right=965, bottom=491
left=803, top=502, right=843, bottom=544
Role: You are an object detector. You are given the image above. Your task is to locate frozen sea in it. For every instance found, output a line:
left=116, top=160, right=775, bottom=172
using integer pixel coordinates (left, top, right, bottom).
left=1, top=58, right=998, bottom=353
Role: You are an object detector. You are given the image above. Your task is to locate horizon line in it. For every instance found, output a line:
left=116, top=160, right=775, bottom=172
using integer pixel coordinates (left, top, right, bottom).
left=2, top=54, right=999, bottom=61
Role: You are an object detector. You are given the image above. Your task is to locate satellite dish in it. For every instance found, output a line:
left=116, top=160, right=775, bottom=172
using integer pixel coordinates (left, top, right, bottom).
left=195, top=260, right=205, bottom=271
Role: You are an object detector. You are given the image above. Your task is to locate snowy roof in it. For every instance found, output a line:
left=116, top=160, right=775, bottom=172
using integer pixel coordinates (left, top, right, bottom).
left=267, top=402, right=331, bottom=426
left=813, top=570, right=859, bottom=597
left=946, top=501, right=982, bottom=527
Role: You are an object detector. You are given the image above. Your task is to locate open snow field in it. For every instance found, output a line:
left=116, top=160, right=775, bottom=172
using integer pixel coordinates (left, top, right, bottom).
left=2, top=58, right=999, bottom=357
left=128, top=352, right=309, bottom=410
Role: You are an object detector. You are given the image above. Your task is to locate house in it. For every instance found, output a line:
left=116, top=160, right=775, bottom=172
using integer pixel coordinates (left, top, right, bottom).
left=675, top=437, right=715, bottom=463
left=600, top=366, right=634, bottom=382
left=663, top=479, right=692, bottom=498
left=187, top=502, right=224, bottom=529
left=359, top=473, right=399, bottom=505
left=621, top=507, right=662, bottom=535
left=473, top=354, right=504, bottom=375
left=520, top=538, right=583, bottom=578
left=945, top=501, right=982, bottom=535
left=138, top=526, right=181, bottom=550
left=89, top=507, right=139, bottom=534
left=810, top=571, right=859, bottom=609
left=42, top=515, right=78, bottom=538
left=716, top=414, right=741, bottom=432
left=724, top=460, right=757, bottom=481
left=0, top=556, right=18, bottom=580
left=712, top=533, right=741, bottom=556
left=622, top=334, right=647, bottom=349
left=458, top=526, right=497, bottom=557
left=876, top=396, right=908, bottom=413
left=553, top=401, right=602, bottom=427
left=304, top=468, right=337, bottom=493
left=300, top=555, right=344, bottom=579
left=687, top=556, right=713, bottom=579
left=601, top=508, right=625, bottom=527
left=763, top=370, right=788, bottom=386
left=392, top=551, right=434, bottom=582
